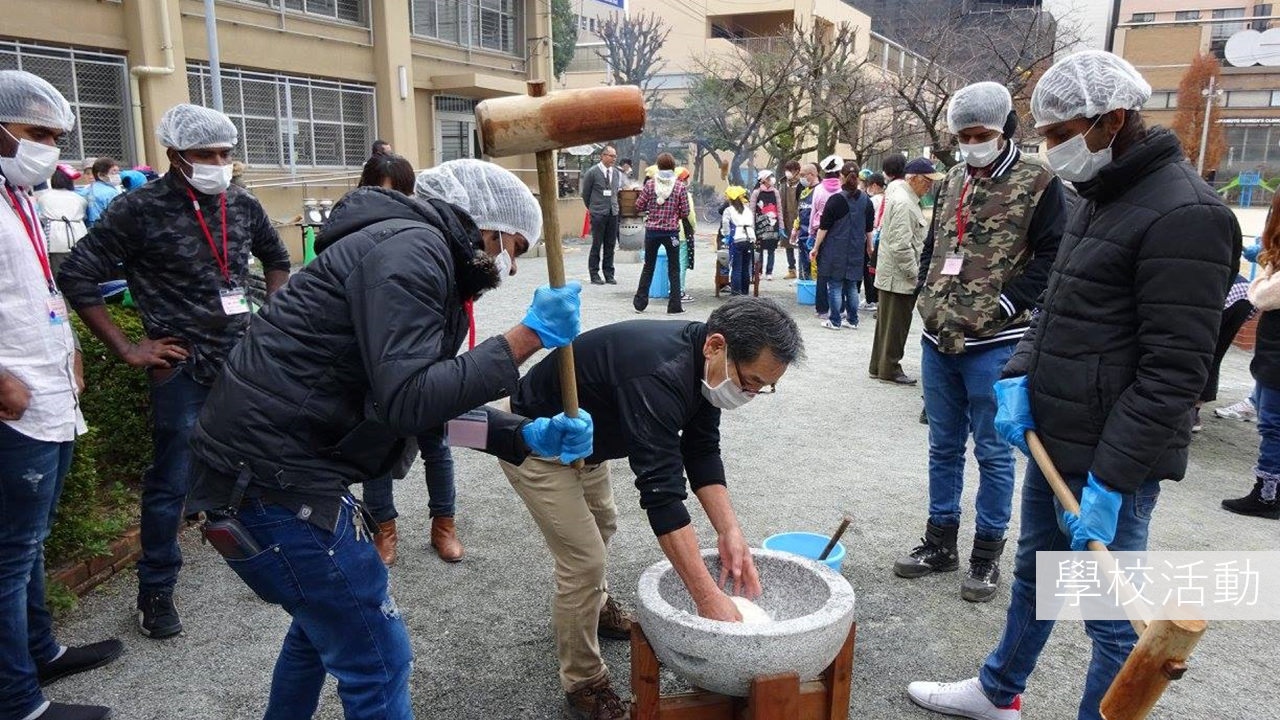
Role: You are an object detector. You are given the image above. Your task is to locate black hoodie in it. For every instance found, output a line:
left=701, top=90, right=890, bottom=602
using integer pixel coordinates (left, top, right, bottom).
left=187, top=187, right=529, bottom=531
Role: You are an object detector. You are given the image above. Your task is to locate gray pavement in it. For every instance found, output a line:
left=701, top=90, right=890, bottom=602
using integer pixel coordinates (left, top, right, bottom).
left=49, top=237, right=1278, bottom=719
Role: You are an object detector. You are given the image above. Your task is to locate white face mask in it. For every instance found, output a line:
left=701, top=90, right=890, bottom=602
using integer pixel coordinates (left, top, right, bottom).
left=493, top=248, right=512, bottom=280
left=106, top=172, right=121, bottom=186
left=1045, top=116, right=1116, bottom=184
left=180, top=155, right=233, bottom=195
left=0, top=125, right=61, bottom=188
left=700, top=346, right=755, bottom=410
left=959, top=137, right=1002, bottom=168
left=784, top=171, right=794, bottom=180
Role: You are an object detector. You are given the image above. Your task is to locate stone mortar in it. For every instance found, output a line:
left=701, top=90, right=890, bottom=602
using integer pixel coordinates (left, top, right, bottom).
left=635, top=548, right=856, bottom=697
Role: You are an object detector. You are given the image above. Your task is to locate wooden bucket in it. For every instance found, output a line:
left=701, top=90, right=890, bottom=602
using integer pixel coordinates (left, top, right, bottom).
left=618, top=188, right=641, bottom=217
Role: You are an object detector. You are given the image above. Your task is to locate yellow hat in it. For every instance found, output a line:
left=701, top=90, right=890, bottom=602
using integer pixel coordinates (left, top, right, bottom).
left=724, top=185, right=747, bottom=202
left=645, top=164, right=658, bottom=179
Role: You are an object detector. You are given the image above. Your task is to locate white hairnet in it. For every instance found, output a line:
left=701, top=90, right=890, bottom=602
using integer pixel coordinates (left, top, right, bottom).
left=0, top=70, right=75, bottom=131
left=819, top=154, right=844, bottom=173
left=157, top=103, right=238, bottom=150
left=948, top=82, right=1012, bottom=134
left=1031, top=50, right=1151, bottom=128
left=415, top=159, right=542, bottom=246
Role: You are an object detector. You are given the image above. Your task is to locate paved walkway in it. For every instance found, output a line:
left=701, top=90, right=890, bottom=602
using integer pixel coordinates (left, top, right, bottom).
left=49, top=239, right=1276, bottom=719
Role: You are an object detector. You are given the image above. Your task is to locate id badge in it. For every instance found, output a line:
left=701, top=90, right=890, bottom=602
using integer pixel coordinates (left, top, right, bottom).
left=602, top=189, right=613, bottom=197
left=447, top=409, right=488, bottom=450
left=941, top=253, right=964, bottom=276
left=46, top=293, right=68, bottom=326
left=219, top=288, right=250, bottom=315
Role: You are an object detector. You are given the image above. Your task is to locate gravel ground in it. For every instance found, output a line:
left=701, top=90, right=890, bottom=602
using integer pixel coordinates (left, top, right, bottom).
left=47, top=233, right=1278, bottom=719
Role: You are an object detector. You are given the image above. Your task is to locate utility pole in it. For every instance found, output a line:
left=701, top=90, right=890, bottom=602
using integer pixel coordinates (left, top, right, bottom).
left=203, top=0, right=224, bottom=111
left=1197, top=74, right=1221, bottom=176
left=1105, top=0, right=1123, bottom=52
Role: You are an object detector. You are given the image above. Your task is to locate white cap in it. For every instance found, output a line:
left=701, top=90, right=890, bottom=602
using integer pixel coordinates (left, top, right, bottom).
left=157, top=104, right=238, bottom=150
left=819, top=154, right=844, bottom=174
left=1031, top=50, right=1151, bottom=129
left=948, top=81, right=1012, bottom=135
left=0, top=70, right=75, bottom=131
left=758, top=169, right=774, bottom=182
left=415, top=159, right=543, bottom=247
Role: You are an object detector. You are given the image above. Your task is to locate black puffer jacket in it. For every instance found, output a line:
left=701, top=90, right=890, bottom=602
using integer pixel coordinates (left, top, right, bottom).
left=1005, top=129, right=1241, bottom=492
left=188, top=188, right=527, bottom=514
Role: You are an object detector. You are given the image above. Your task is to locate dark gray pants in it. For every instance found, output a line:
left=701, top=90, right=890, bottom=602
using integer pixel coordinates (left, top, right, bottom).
left=588, top=212, right=618, bottom=280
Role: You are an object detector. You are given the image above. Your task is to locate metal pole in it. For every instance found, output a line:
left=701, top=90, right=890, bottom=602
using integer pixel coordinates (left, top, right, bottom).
left=1197, top=75, right=1216, bottom=176
left=285, top=82, right=297, bottom=176
left=203, top=0, right=224, bottom=111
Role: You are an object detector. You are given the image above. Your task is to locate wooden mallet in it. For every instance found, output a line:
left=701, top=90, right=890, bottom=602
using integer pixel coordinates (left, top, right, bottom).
left=1025, top=430, right=1206, bottom=720
left=475, top=85, right=645, bottom=466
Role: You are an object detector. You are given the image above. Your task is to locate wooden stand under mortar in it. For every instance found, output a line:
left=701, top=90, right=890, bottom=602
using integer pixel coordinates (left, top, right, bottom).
left=630, top=623, right=856, bottom=720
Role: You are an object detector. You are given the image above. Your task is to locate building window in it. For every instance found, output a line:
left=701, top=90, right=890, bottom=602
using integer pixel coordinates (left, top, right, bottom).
left=0, top=40, right=131, bottom=165
left=233, top=0, right=367, bottom=25
left=1131, top=13, right=1155, bottom=23
left=1255, top=4, right=1274, bottom=31
left=565, top=43, right=608, bottom=73
left=1227, top=90, right=1273, bottom=108
left=1272, top=90, right=1280, bottom=106
left=410, top=0, right=523, bottom=55
left=433, top=95, right=479, bottom=164
left=1212, top=8, right=1248, bottom=38
left=1175, top=10, right=1201, bottom=21
left=1144, top=91, right=1175, bottom=110
left=187, top=63, right=376, bottom=168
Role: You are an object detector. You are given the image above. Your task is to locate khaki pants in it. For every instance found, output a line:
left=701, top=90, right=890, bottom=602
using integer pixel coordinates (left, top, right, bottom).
left=500, top=456, right=616, bottom=692
left=869, top=289, right=916, bottom=380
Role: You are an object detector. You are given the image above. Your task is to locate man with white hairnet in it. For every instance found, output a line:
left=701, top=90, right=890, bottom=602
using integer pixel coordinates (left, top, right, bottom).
left=184, top=159, right=587, bottom=719
left=58, top=103, right=292, bottom=641
left=908, top=51, right=1241, bottom=720
left=0, top=68, right=123, bottom=720
left=897, top=81, right=1065, bottom=604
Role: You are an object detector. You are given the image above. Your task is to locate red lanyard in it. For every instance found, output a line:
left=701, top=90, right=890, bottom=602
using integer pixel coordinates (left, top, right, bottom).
left=5, top=186, right=55, bottom=292
left=187, top=188, right=230, bottom=283
left=463, top=299, right=477, bottom=351
left=954, top=179, right=973, bottom=249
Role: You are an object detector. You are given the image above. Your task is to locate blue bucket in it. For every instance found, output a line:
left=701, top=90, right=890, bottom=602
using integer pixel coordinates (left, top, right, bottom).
left=648, top=244, right=670, bottom=299
left=796, top=280, right=816, bottom=306
left=762, top=531, right=845, bottom=571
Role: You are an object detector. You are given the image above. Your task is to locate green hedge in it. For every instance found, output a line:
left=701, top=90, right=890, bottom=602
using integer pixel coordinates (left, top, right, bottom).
left=44, top=305, right=150, bottom=568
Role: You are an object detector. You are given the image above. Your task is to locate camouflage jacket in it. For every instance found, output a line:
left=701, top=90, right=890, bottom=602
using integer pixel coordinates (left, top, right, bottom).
left=917, top=144, right=1064, bottom=354
left=57, top=170, right=292, bottom=384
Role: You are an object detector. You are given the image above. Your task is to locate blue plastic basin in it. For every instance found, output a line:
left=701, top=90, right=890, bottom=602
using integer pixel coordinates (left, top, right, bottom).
left=762, top=531, right=845, bottom=571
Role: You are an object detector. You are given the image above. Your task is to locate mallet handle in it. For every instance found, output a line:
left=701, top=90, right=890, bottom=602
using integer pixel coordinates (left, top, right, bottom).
left=529, top=81, right=584, bottom=469
left=819, top=517, right=851, bottom=561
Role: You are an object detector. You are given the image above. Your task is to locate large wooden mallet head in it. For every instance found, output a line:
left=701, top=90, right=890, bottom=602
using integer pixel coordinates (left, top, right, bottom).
left=475, top=85, right=646, bottom=158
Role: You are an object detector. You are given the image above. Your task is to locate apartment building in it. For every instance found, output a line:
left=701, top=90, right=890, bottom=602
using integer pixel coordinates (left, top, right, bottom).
left=2, top=0, right=554, bottom=257
left=1116, top=0, right=1279, bottom=182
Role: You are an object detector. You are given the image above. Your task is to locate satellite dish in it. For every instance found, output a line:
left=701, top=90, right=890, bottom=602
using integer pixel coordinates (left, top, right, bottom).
left=1225, top=30, right=1262, bottom=67
left=1259, top=27, right=1280, bottom=67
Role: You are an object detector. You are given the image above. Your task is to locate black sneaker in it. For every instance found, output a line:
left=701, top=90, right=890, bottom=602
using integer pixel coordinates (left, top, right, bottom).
left=38, top=639, right=124, bottom=686
left=33, top=702, right=112, bottom=720
left=590, top=276, right=605, bottom=286
left=605, top=277, right=617, bottom=285
left=1191, top=406, right=1203, bottom=433
left=1222, top=479, right=1280, bottom=520
left=960, top=537, right=1007, bottom=603
left=919, top=408, right=929, bottom=425
left=894, top=521, right=959, bottom=578
left=137, top=592, right=182, bottom=639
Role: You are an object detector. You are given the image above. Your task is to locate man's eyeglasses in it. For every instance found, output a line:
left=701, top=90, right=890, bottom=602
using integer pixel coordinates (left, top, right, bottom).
left=732, top=358, right=776, bottom=396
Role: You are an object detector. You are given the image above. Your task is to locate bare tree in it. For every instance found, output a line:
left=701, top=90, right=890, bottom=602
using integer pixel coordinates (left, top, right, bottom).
left=594, top=12, right=671, bottom=163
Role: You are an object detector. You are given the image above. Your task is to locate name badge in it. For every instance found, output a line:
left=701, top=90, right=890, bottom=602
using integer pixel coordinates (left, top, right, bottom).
left=941, top=253, right=964, bottom=276
left=46, top=293, right=68, bottom=326
left=447, top=409, right=489, bottom=450
left=220, top=288, right=250, bottom=315
left=602, top=189, right=613, bottom=197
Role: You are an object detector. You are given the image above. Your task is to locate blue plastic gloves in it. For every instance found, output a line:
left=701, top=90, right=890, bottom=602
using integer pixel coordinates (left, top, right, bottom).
left=1063, top=473, right=1123, bottom=551
left=993, top=376, right=1034, bottom=455
left=522, top=410, right=594, bottom=464
left=523, top=282, right=582, bottom=348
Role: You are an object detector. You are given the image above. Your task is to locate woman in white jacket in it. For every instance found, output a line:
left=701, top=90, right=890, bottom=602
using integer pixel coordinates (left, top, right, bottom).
left=720, top=185, right=756, bottom=295
left=36, top=166, right=87, bottom=276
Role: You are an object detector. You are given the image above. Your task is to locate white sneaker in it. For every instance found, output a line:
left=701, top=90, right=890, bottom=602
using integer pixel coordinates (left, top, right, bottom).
left=907, top=678, right=1020, bottom=720
left=1214, top=398, right=1256, bottom=422
left=766, top=274, right=774, bottom=281
left=821, top=320, right=842, bottom=331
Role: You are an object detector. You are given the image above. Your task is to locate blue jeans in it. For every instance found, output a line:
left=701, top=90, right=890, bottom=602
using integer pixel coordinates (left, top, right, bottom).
left=821, top=277, right=858, bottom=327
left=0, top=423, right=73, bottom=720
left=1257, top=382, right=1280, bottom=481
left=221, top=498, right=413, bottom=720
left=730, top=242, right=754, bottom=295
left=980, top=463, right=1160, bottom=719
left=139, top=368, right=210, bottom=594
left=796, top=236, right=811, bottom=281
left=921, top=340, right=1016, bottom=539
left=363, top=430, right=456, bottom=525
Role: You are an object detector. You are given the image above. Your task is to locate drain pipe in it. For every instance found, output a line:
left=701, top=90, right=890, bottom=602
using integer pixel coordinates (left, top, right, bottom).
left=129, top=0, right=176, bottom=167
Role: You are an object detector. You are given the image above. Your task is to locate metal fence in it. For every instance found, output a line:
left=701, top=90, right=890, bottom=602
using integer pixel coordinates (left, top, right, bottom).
left=188, top=63, right=376, bottom=169
left=0, top=40, right=131, bottom=165
left=410, top=0, right=522, bottom=55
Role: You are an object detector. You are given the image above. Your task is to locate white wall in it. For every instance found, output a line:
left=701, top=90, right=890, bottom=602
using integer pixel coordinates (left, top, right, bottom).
left=1045, top=0, right=1115, bottom=55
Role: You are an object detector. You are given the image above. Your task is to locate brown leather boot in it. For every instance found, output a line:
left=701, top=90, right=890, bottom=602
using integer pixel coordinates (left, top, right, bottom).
left=374, top=519, right=398, bottom=567
left=597, top=595, right=633, bottom=640
left=565, top=677, right=629, bottom=720
left=430, top=516, right=463, bottom=563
